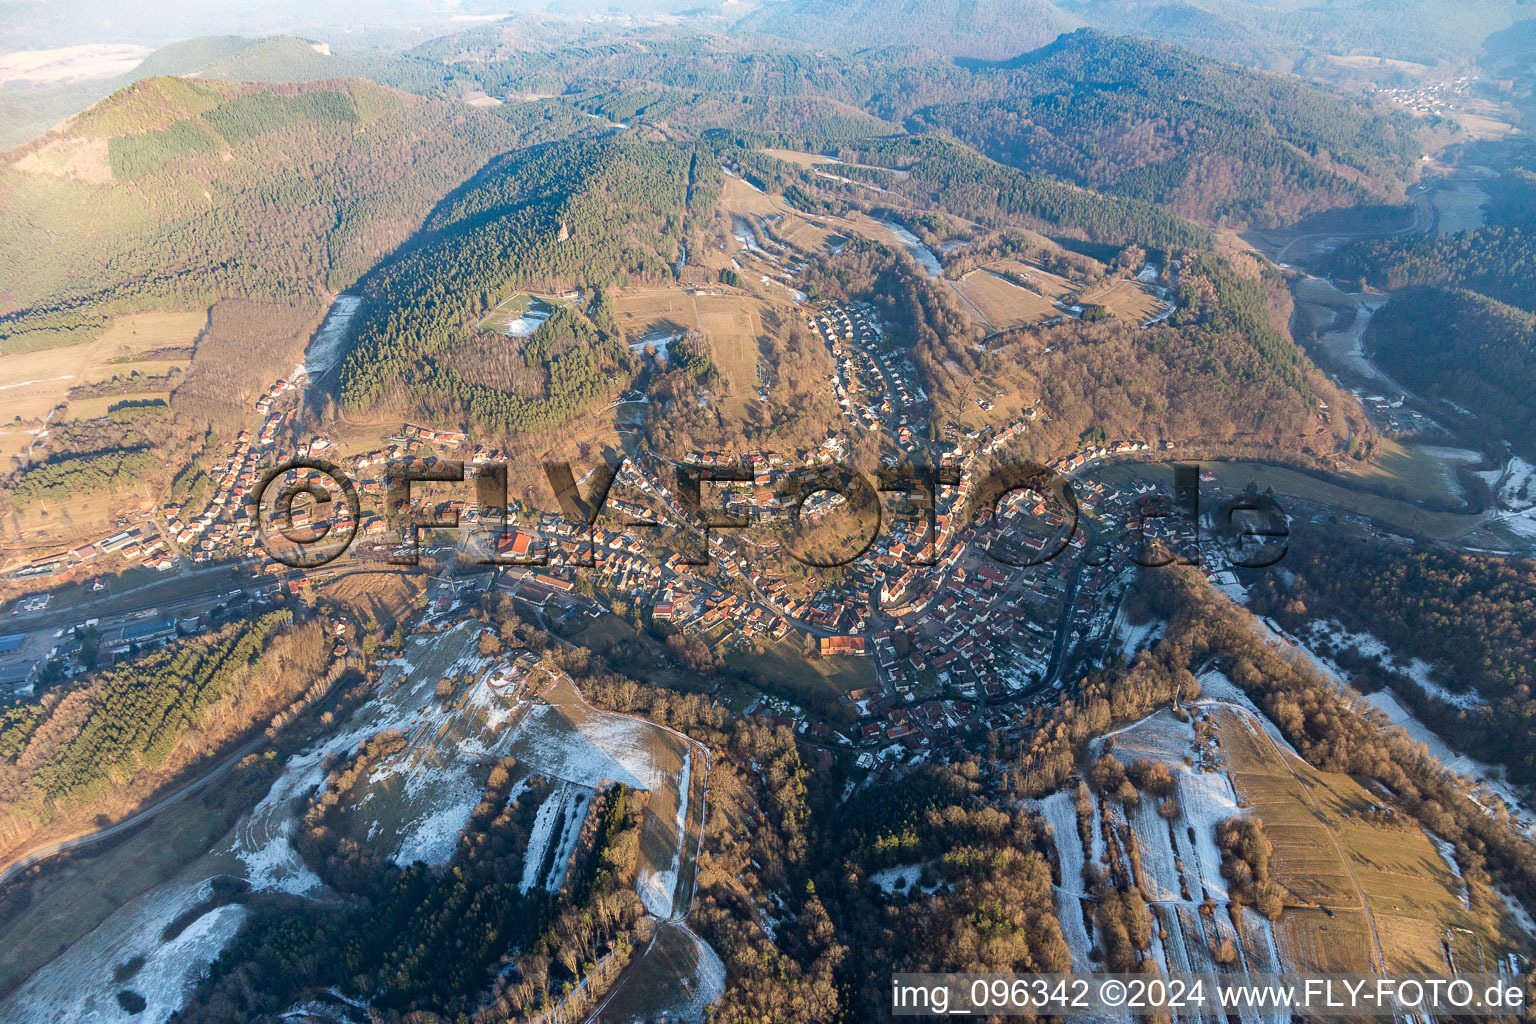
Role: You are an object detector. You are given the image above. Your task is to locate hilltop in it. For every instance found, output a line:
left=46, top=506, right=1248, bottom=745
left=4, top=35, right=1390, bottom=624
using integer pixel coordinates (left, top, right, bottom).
left=911, top=29, right=1428, bottom=227
left=0, top=76, right=584, bottom=351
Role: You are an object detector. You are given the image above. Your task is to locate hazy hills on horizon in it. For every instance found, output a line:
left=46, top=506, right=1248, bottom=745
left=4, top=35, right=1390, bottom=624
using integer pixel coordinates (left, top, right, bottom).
left=2, top=0, right=1531, bottom=147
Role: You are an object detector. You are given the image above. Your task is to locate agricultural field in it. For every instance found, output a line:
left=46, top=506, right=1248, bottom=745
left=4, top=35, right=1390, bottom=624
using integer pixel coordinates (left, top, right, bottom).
left=767, top=213, right=845, bottom=254
left=0, top=310, right=202, bottom=433
left=612, top=287, right=766, bottom=403
left=721, top=174, right=796, bottom=219
left=1078, top=675, right=1506, bottom=981
left=613, top=288, right=699, bottom=336
left=951, top=268, right=1058, bottom=329
left=1343, top=437, right=1480, bottom=508
left=694, top=293, right=764, bottom=395
left=761, top=148, right=836, bottom=168
left=989, top=258, right=1077, bottom=299
left=1077, top=277, right=1166, bottom=321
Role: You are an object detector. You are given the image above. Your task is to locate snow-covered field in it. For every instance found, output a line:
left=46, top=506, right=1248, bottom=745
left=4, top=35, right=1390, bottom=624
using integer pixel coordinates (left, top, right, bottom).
left=0, top=877, right=246, bottom=1024
left=1041, top=689, right=1294, bottom=1000
left=1111, top=608, right=1162, bottom=662
left=867, top=863, right=925, bottom=894
left=1034, top=790, right=1094, bottom=970
left=0, top=618, right=723, bottom=1023
left=297, top=294, right=362, bottom=381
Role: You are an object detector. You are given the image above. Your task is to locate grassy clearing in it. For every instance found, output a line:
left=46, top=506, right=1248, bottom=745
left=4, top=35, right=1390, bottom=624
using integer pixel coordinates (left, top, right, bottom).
left=315, top=570, right=425, bottom=629
left=0, top=310, right=203, bottom=423
left=613, top=288, right=766, bottom=407
left=952, top=269, right=1057, bottom=328
left=474, top=293, right=560, bottom=335
left=80, top=358, right=187, bottom=384
left=1202, top=461, right=1481, bottom=538
left=1077, top=277, right=1164, bottom=321
left=990, top=259, right=1076, bottom=299
left=1340, top=438, right=1477, bottom=507
left=6, top=486, right=156, bottom=551
left=726, top=636, right=875, bottom=698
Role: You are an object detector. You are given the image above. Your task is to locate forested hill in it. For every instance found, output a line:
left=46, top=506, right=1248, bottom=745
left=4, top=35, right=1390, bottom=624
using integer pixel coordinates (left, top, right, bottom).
left=737, top=0, right=1522, bottom=67
left=910, top=29, right=1426, bottom=228
left=736, top=0, right=1081, bottom=61
left=1364, top=286, right=1536, bottom=456
left=0, top=34, right=488, bottom=148
left=336, top=139, right=696, bottom=429
left=0, top=76, right=587, bottom=353
left=1323, top=226, right=1536, bottom=314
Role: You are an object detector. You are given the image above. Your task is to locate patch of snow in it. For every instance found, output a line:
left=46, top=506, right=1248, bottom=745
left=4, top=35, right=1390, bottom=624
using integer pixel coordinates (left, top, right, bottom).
left=879, top=218, right=942, bottom=278
left=1426, top=832, right=1470, bottom=909
left=638, top=866, right=678, bottom=918
left=867, top=863, right=924, bottom=894
left=1113, top=609, right=1161, bottom=661
left=1034, top=790, right=1094, bottom=970
left=393, top=795, right=475, bottom=866
left=520, top=784, right=571, bottom=893
left=0, top=878, right=245, bottom=1024
left=297, top=294, right=362, bottom=381
left=544, top=789, right=591, bottom=892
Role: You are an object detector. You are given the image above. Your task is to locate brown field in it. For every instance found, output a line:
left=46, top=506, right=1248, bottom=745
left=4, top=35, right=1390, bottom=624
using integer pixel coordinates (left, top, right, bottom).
left=1210, top=707, right=1486, bottom=971
left=694, top=293, right=763, bottom=395
left=613, top=288, right=699, bottom=332
left=1276, top=909, right=1379, bottom=972
left=990, top=259, right=1076, bottom=299
left=316, top=568, right=427, bottom=630
left=1077, top=277, right=1165, bottom=321
left=613, top=288, right=767, bottom=405
left=952, top=268, right=1058, bottom=329
left=0, top=310, right=203, bottom=424
left=0, top=429, right=32, bottom=463
left=721, top=174, right=796, bottom=218
left=762, top=148, right=836, bottom=168
left=769, top=214, right=844, bottom=254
